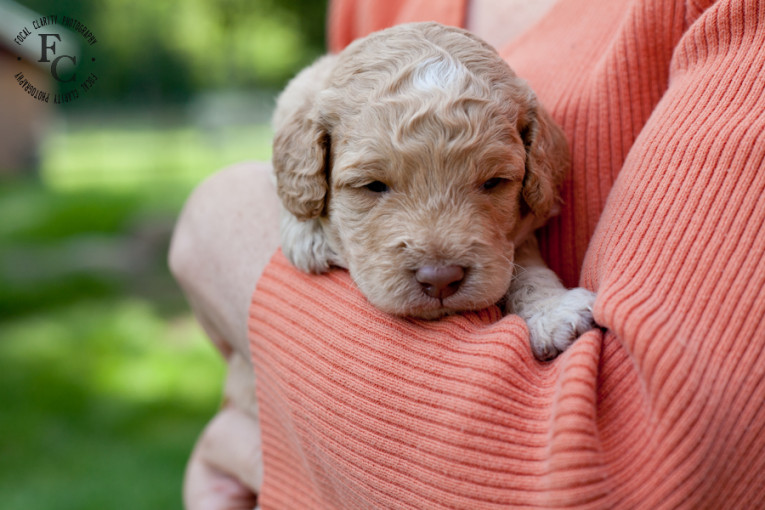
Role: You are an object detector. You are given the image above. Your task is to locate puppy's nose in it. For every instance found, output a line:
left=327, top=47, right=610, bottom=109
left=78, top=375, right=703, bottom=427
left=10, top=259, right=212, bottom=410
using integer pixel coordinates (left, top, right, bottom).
left=415, top=265, right=465, bottom=300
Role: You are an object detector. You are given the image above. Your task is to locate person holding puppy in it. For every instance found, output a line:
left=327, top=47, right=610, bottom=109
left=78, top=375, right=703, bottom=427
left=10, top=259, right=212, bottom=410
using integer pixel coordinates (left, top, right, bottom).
left=171, top=0, right=765, bottom=508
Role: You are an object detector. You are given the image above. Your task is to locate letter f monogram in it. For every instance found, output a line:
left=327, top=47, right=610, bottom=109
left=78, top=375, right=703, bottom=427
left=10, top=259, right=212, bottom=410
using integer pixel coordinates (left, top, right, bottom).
left=38, top=33, right=77, bottom=83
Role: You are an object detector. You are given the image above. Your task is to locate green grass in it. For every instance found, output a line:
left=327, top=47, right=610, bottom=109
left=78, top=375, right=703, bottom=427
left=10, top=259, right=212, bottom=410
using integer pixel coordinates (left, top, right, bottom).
left=0, top=116, right=274, bottom=508
left=41, top=122, right=274, bottom=192
left=0, top=302, right=224, bottom=510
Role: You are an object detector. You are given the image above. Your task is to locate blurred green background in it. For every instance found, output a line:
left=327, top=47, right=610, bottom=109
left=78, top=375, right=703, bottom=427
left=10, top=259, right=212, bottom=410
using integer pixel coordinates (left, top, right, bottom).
left=0, top=0, right=327, bottom=508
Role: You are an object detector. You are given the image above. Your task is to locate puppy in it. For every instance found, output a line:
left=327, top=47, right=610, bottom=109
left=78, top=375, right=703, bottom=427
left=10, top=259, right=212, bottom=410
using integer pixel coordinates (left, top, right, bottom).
left=272, top=22, right=595, bottom=360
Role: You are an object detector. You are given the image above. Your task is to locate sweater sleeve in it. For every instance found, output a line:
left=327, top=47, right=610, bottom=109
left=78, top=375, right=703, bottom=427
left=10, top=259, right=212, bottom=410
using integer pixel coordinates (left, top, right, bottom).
left=249, top=1, right=765, bottom=508
left=580, top=2, right=765, bottom=505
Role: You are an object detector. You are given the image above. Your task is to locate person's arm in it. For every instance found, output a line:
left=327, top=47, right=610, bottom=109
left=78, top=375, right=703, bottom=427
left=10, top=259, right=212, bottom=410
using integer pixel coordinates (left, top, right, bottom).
left=579, top=1, right=765, bottom=505
left=182, top=405, right=261, bottom=510
left=169, top=162, right=281, bottom=362
left=247, top=2, right=765, bottom=507
left=169, top=162, right=280, bottom=508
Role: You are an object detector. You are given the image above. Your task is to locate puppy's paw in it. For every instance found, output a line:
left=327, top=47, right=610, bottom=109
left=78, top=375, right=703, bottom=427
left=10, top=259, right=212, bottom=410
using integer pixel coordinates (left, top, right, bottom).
left=280, top=211, right=342, bottom=273
left=526, top=288, right=597, bottom=361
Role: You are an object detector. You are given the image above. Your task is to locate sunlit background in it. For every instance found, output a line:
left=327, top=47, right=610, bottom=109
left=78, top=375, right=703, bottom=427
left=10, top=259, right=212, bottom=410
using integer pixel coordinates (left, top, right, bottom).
left=0, top=0, right=327, bottom=507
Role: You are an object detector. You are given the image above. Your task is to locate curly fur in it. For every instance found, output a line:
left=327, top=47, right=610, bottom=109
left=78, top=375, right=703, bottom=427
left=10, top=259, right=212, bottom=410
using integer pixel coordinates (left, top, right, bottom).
left=272, top=22, right=579, bottom=325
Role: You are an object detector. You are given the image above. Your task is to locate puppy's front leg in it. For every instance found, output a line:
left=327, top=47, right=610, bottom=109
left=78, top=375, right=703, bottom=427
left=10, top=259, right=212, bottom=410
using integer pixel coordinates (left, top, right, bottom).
left=280, top=210, right=344, bottom=274
left=505, top=238, right=597, bottom=360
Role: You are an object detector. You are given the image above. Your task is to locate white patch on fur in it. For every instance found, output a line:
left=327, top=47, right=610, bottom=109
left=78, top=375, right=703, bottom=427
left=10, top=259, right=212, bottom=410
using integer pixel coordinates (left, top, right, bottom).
left=522, top=288, right=596, bottom=360
left=280, top=210, right=344, bottom=273
left=411, top=56, right=466, bottom=92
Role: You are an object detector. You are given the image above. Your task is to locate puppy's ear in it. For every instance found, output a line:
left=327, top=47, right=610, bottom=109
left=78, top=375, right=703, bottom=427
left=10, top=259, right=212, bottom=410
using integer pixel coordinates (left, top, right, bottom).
left=519, top=99, right=570, bottom=221
left=272, top=109, right=330, bottom=221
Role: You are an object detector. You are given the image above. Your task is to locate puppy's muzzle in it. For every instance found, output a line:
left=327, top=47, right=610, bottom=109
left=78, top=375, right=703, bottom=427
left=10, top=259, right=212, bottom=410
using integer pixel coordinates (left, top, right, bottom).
left=415, top=265, right=466, bottom=300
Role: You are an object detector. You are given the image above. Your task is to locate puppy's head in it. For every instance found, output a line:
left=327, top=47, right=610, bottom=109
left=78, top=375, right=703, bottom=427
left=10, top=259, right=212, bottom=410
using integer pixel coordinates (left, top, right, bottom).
left=273, top=22, right=569, bottom=318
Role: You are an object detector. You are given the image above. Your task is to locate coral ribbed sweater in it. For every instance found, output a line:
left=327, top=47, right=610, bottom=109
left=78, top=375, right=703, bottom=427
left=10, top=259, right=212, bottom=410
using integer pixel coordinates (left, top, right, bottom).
left=249, top=0, right=765, bottom=508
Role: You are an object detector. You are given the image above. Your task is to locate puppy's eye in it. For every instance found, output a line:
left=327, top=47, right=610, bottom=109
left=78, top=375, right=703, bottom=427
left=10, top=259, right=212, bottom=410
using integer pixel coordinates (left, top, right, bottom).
left=364, top=181, right=390, bottom=193
left=481, top=177, right=508, bottom=191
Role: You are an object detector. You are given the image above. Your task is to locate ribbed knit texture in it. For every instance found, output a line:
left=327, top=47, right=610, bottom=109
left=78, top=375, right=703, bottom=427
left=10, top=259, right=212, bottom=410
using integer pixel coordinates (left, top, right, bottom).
left=250, top=0, right=765, bottom=508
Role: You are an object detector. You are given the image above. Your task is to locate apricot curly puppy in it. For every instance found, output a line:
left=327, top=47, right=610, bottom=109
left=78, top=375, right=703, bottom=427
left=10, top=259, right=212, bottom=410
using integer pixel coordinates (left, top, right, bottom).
left=272, top=22, right=595, bottom=360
